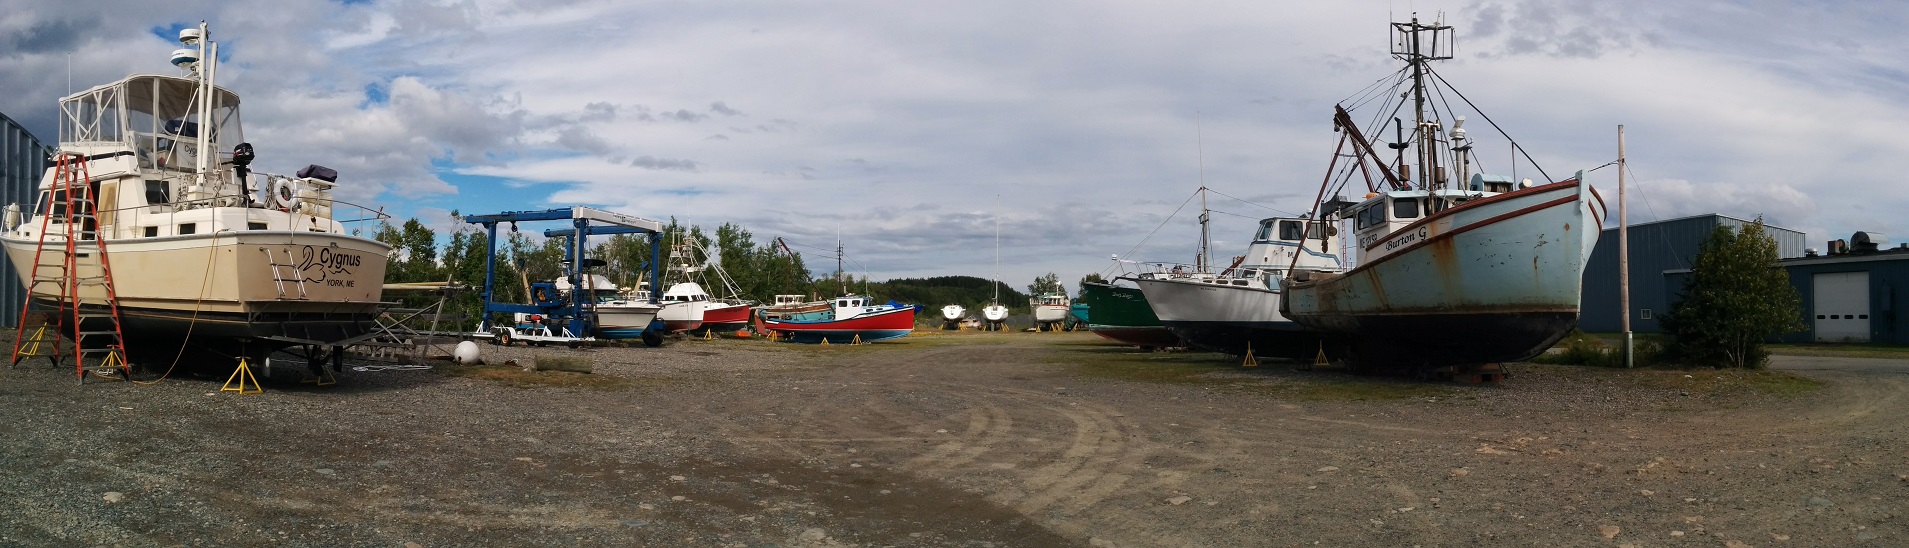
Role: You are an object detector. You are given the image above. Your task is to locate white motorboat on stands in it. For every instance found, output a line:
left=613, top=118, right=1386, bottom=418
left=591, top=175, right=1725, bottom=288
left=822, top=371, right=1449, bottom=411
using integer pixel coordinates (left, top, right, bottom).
left=0, top=21, right=390, bottom=372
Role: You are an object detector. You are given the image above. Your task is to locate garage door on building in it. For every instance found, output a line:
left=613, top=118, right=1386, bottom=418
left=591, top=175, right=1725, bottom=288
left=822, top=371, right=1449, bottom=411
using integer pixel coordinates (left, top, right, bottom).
left=1813, top=271, right=1870, bottom=343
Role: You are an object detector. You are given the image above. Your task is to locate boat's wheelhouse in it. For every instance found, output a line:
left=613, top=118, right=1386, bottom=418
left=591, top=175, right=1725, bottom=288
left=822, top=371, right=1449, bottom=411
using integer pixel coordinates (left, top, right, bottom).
left=1345, top=185, right=1508, bottom=264
left=1243, top=217, right=1344, bottom=273
left=11, top=74, right=362, bottom=244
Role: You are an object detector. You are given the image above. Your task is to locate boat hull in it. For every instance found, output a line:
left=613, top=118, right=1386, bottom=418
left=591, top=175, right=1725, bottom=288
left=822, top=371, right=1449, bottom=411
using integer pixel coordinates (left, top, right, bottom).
left=1033, top=305, right=1068, bottom=323
left=763, top=307, right=916, bottom=344
left=697, top=302, right=751, bottom=332
left=1135, top=276, right=1332, bottom=358
left=1077, top=281, right=1183, bottom=348
left=1283, top=180, right=1604, bottom=367
left=593, top=303, right=661, bottom=339
left=658, top=302, right=705, bottom=333
left=1, top=230, right=390, bottom=358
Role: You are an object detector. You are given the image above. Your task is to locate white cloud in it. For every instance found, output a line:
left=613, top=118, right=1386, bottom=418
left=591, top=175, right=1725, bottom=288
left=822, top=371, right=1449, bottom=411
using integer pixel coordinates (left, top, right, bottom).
left=1, top=0, right=1904, bottom=288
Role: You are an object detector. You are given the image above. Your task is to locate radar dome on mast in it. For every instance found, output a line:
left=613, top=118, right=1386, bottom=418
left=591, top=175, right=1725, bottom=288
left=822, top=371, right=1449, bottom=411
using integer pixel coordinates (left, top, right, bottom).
left=169, top=49, right=198, bottom=69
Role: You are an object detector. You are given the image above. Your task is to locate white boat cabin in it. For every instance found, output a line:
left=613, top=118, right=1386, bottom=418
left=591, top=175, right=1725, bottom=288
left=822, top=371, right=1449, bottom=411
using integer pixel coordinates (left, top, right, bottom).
left=660, top=281, right=712, bottom=304
left=1242, top=217, right=1344, bottom=272
left=1343, top=175, right=1523, bottom=263
left=13, top=73, right=357, bottom=242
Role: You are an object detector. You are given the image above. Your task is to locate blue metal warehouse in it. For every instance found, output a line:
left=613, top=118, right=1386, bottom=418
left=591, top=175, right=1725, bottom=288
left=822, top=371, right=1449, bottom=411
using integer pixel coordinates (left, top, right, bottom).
left=1767, top=240, right=1909, bottom=344
left=0, top=111, right=49, bottom=328
left=1580, top=214, right=1806, bottom=333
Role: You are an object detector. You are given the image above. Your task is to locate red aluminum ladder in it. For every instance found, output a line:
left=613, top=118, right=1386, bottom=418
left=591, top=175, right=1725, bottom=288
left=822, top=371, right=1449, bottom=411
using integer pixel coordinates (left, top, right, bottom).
left=10, top=153, right=132, bottom=382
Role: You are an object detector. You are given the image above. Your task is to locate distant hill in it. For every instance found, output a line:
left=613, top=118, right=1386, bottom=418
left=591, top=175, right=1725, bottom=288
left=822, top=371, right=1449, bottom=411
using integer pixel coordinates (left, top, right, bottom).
left=878, top=276, right=1031, bottom=313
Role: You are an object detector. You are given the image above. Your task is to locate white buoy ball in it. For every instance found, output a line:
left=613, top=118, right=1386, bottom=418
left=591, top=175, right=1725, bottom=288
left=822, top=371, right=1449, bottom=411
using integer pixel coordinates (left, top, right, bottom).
left=453, top=341, right=482, bottom=364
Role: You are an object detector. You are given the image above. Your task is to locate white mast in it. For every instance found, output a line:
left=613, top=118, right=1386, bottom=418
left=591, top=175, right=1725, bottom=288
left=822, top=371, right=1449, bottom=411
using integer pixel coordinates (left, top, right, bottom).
left=992, top=196, right=1001, bottom=305
left=1195, top=115, right=1209, bottom=273
left=192, top=21, right=212, bottom=191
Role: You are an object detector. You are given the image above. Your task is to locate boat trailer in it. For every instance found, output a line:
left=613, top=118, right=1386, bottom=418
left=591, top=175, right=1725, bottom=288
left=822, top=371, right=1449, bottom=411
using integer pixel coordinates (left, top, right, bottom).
left=463, top=207, right=668, bottom=347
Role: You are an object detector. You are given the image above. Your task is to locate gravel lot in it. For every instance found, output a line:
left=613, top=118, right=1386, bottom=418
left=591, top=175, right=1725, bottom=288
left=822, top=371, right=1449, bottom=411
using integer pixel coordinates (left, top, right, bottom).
left=2, top=330, right=1904, bottom=547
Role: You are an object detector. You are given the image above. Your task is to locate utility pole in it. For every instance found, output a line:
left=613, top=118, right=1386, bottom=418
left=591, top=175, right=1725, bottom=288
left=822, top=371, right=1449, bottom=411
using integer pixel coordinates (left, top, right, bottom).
left=1618, top=124, right=1631, bottom=368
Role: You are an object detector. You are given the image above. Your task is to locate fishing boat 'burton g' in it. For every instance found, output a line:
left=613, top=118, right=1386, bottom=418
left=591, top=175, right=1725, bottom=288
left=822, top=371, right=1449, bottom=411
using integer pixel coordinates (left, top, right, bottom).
left=1279, top=16, right=1605, bottom=370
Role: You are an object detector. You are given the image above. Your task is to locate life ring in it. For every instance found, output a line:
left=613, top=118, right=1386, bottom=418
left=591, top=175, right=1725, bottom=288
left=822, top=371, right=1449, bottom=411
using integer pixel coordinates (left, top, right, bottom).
left=271, top=176, right=301, bottom=210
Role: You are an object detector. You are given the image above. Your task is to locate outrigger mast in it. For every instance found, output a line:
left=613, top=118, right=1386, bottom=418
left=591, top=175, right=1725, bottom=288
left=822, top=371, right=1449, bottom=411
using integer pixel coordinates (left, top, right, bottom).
left=1391, top=15, right=1453, bottom=190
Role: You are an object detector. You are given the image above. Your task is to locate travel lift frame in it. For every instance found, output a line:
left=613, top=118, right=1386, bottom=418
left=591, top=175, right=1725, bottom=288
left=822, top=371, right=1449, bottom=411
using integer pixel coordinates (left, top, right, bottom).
left=465, top=207, right=667, bottom=347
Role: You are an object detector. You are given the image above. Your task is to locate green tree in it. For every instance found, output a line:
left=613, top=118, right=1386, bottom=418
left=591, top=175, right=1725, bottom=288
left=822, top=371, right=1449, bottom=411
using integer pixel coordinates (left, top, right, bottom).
left=1027, top=272, right=1064, bottom=298
left=374, top=217, right=442, bottom=283
left=1079, top=272, right=1107, bottom=288
left=1661, top=218, right=1803, bottom=368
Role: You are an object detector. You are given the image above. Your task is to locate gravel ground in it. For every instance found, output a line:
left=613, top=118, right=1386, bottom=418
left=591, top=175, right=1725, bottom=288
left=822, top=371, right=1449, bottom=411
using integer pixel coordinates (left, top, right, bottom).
left=1, top=330, right=1904, bottom=547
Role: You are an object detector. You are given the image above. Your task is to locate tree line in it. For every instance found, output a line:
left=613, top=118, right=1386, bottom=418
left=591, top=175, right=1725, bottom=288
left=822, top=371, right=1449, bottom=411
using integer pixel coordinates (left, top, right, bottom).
left=373, top=213, right=1069, bottom=329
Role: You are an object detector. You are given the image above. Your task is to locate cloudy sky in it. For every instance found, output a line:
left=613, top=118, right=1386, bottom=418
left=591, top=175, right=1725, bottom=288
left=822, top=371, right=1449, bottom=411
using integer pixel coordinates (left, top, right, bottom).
left=2, top=0, right=1903, bottom=293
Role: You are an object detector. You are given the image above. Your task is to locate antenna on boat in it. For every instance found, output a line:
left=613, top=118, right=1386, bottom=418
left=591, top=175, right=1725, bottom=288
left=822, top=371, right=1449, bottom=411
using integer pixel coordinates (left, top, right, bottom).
left=1391, top=14, right=1452, bottom=190
left=1195, top=113, right=1210, bottom=274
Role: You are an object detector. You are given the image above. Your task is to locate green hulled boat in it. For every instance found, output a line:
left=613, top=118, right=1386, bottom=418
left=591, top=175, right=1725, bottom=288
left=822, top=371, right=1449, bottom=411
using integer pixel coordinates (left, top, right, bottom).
left=1077, top=281, right=1183, bottom=348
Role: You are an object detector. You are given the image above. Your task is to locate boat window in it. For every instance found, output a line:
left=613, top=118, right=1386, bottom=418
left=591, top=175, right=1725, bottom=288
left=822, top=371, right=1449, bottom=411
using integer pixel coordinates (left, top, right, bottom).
left=143, top=226, right=158, bottom=238
left=1279, top=220, right=1305, bottom=241
left=1392, top=197, right=1420, bottom=219
left=1255, top=221, right=1274, bottom=240
left=178, top=223, right=196, bottom=235
left=1308, top=221, right=1327, bottom=239
left=248, top=222, right=267, bottom=230
left=145, top=181, right=169, bottom=204
left=1355, top=206, right=1383, bottom=230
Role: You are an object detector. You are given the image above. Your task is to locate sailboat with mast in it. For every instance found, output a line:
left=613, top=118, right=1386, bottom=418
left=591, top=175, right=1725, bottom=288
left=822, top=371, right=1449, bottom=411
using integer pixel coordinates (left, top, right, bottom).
left=981, top=204, right=1009, bottom=330
left=1279, top=15, right=1605, bottom=370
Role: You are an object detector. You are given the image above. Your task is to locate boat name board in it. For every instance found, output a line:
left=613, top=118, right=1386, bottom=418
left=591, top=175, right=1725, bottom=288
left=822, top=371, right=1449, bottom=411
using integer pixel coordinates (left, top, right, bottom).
left=297, top=245, right=365, bottom=287
left=1369, top=226, right=1430, bottom=252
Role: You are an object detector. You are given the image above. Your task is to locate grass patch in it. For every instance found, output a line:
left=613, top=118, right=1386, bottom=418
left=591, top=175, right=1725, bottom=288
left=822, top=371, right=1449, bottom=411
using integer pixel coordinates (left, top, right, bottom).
left=1766, top=343, right=1909, bottom=360
left=441, top=364, right=638, bottom=390
left=1615, top=367, right=1822, bottom=398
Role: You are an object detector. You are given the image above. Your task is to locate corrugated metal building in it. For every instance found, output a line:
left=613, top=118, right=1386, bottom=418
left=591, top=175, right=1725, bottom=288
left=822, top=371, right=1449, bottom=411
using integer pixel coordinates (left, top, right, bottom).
left=1580, top=213, right=1806, bottom=333
left=1767, top=243, right=1909, bottom=344
left=0, top=112, right=48, bottom=328
left=1665, top=235, right=1909, bottom=345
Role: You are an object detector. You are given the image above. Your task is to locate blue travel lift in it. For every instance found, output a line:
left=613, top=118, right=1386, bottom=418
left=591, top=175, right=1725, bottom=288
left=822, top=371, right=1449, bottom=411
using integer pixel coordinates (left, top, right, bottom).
left=464, top=207, right=669, bottom=347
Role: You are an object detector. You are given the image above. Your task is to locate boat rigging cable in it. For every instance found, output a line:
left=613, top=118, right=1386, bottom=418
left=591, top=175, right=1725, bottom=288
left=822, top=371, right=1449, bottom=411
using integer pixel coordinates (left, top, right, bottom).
left=1099, top=188, right=1200, bottom=277
left=132, top=231, right=223, bottom=385
left=1426, top=66, right=1555, bottom=185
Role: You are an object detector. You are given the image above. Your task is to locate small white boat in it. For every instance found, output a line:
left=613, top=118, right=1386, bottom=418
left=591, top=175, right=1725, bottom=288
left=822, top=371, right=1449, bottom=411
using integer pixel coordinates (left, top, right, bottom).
left=1030, top=293, right=1070, bottom=330
left=657, top=282, right=709, bottom=333
left=556, top=274, right=660, bottom=340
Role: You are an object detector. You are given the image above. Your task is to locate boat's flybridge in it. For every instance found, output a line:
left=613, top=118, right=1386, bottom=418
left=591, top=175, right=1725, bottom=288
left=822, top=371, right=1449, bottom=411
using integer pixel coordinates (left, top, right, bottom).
left=14, top=74, right=370, bottom=241
left=1166, top=217, right=1345, bottom=290
left=1344, top=173, right=1525, bottom=263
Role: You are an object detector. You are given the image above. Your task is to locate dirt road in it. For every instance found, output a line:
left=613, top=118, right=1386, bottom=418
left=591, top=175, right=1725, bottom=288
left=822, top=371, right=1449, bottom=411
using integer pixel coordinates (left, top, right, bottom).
left=1, top=332, right=1903, bottom=546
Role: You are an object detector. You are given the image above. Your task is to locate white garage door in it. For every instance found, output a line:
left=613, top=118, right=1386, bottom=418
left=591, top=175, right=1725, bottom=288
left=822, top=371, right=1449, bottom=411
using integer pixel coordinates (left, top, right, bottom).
left=1813, top=271, right=1870, bottom=343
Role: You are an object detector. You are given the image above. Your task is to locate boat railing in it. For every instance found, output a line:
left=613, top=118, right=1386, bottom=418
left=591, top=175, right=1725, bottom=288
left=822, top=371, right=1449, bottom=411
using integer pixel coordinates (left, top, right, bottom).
left=87, top=192, right=391, bottom=238
left=1125, top=261, right=1218, bottom=282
